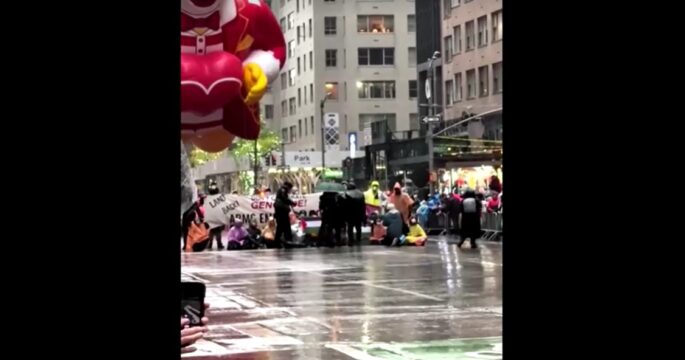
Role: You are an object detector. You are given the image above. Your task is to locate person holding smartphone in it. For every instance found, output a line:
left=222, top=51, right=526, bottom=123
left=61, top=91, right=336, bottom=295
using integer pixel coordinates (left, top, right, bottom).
left=181, top=303, right=210, bottom=353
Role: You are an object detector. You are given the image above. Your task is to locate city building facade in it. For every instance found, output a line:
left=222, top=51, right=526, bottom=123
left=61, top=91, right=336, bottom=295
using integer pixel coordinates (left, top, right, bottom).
left=265, top=0, right=418, bottom=154
left=440, top=0, right=502, bottom=140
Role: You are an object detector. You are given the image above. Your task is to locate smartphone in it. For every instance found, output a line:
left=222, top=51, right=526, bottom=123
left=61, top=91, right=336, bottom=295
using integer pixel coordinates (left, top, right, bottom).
left=181, top=282, right=206, bottom=327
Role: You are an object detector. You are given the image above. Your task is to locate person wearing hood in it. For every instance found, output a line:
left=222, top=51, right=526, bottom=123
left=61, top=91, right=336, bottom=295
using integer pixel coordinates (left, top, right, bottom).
left=364, top=180, right=386, bottom=217
left=403, top=216, right=427, bottom=246
left=416, top=200, right=430, bottom=230
left=382, top=203, right=404, bottom=246
left=389, top=182, right=414, bottom=224
left=226, top=219, right=249, bottom=250
left=244, top=218, right=263, bottom=249
left=457, top=189, right=482, bottom=249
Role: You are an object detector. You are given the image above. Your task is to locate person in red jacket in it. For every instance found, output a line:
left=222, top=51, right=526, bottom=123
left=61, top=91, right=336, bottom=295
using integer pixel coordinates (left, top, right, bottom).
left=486, top=192, right=500, bottom=213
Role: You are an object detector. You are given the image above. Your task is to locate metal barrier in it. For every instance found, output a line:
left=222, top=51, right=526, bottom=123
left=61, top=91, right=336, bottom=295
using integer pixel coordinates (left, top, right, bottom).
left=425, top=211, right=451, bottom=235
left=481, top=212, right=503, bottom=241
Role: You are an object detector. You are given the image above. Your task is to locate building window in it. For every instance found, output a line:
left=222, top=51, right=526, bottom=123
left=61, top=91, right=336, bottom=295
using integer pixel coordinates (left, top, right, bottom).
left=264, top=105, right=274, bottom=120
left=287, top=12, right=294, bottom=30
left=303, top=86, right=307, bottom=104
left=453, top=25, right=462, bottom=54
left=492, top=11, right=502, bottom=42
left=324, top=0, right=335, bottom=2
left=303, top=54, right=307, bottom=73
left=298, top=119, right=302, bottom=138
left=477, top=16, right=488, bottom=47
left=410, top=113, right=419, bottom=130
left=297, top=25, right=301, bottom=44
left=288, top=40, right=294, bottom=58
left=311, top=115, right=314, bottom=134
left=360, top=114, right=396, bottom=139
left=407, top=15, right=416, bottom=32
left=465, top=21, right=475, bottom=51
left=358, top=81, right=396, bottom=99
left=445, top=79, right=455, bottom=105
left=455, top=73, right=463, bottom=102
left=324, top=17, right=337, bottom=35
left=409, top=80, right=418, bottom=98
left=289, top=125, right=296, bottom=143
left=280, top=73, right=287, bottom=89
left=478, top=66, right=489, bottom=97
left=309, top=18, right=313, bottom=38
left=279, top=17, right=286, bottom=32
left=281, top=100, right=287, bottom=116
left=451, top=0, right=461, bottom=7
left=296, top=0, right=300, bottom=12
left=289, top=97, right=296, bottom=115
left=309, top=50, right=313, bottom=69
left=288, top=69, right=295, bottom=86
left=358, top=48, right=395, bottom=66
left=297, top=57, right=301, bottom=75
left=325, top=82, right=339, bottom=100
left=298, top=88, right=302, bottom=106
left=466, top=69, right=476, bottom=99
left=492, top=62, right=502, bottom=94
left=304, top=117, right=308, bottom=136
left=408, top=47, right=416, bottom=67
left=443, top=35, right=453, bottom=61
left=310, top=84, right=313, bottom=102
left=357, top=15, right=394, bottom=33
left=282, top=128, right=288, bottom=141
left=443, top=0, right=451, bottom=18
left=325, top=49, right=337, bottom=67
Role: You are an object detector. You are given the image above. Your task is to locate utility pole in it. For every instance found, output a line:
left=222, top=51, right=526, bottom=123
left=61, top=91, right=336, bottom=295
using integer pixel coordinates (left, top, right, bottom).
left=253, top=139, right=258, bottom=186
left=426, top=51, right=441, bottom=195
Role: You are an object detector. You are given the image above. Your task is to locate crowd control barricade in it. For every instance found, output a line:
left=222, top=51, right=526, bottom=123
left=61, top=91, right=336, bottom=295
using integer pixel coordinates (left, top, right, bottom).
left=425, top=210, right=449, bottom=235
left=481, top=212, right=503, bottom=241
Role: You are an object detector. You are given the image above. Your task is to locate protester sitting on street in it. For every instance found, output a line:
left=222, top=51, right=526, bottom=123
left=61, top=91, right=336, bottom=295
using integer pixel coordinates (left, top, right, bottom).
left=382, top=203, right=404, bottom=246
left=181, top=303, right=210, bottom=353
left=369, top=217, right=386, bottom=244
left=402, top=216, right=428, bottom=246
left=226, top=219, right=249, bottom=250
left=261, top=217, right=277, bottom=248
left=245, top=218, right=263, bottom=249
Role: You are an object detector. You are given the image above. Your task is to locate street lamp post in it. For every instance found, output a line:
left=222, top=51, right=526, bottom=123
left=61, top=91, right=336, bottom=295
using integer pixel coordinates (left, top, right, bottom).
left=426, top=51, right=441, bottom=195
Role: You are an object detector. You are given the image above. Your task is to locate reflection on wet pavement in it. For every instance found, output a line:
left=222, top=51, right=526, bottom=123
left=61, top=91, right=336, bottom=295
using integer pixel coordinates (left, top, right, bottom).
left=181, top=239, right=502, bottom=359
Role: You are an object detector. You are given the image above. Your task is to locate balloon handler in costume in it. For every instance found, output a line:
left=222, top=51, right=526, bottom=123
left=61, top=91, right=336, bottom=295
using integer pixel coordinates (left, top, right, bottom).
left=364, top=180, right=387, bottom=217
left=181, top=0, right=286, bottom=152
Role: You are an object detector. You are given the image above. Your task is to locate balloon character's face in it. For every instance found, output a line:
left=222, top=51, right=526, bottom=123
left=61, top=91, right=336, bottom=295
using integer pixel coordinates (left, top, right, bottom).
left=182, top=0, right=221, bottom=15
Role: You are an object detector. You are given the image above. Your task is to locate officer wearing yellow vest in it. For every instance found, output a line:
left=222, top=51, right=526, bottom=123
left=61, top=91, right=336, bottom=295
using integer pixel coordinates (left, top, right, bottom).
left=364, top=180, right=387, bottom=217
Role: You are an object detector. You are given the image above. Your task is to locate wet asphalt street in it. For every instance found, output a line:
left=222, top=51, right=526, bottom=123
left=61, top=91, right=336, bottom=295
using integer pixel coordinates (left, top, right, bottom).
left=181, top=237, right=502, bottom=359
